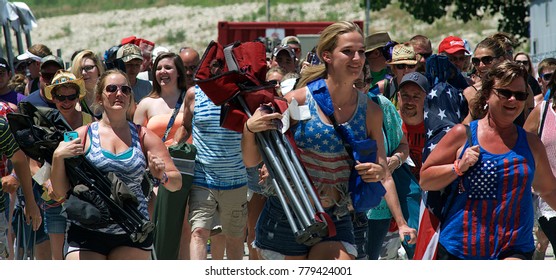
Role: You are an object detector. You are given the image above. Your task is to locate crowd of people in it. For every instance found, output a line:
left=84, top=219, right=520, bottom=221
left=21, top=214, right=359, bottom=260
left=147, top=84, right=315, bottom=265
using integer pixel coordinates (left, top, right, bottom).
left=0, top=19, right=556, bottom=261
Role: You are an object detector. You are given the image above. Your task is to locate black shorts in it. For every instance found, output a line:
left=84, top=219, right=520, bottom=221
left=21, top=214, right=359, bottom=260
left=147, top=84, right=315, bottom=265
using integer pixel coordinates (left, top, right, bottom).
left=66, top=223, right=153, bottom=257
left=437, top=242, right=533, bottom=260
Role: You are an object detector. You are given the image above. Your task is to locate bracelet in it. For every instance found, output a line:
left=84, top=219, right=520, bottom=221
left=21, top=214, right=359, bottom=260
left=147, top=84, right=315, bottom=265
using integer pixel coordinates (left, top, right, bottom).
left=10, top=172, right=18, bottom=181
left=453, top=159, right=464, bottom=176
left=245, top=121, right=255, bottom=134
left=393, top=153, right=403, bottom=169
left=152, top=172, right=169, bottom=187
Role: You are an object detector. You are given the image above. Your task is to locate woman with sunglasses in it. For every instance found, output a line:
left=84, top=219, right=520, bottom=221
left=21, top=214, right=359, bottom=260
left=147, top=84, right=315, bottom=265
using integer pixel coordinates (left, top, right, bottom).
left=71, top=50, right=105, bottom=118
left=51, top=69, right=181, bottom=260
left=514, top=52, right=542, bottom=104
left=38, top=70, right=93, bottom=259
left=375, top=43, right=418, bottom=108
left=421, top=61, right=556, bottom=260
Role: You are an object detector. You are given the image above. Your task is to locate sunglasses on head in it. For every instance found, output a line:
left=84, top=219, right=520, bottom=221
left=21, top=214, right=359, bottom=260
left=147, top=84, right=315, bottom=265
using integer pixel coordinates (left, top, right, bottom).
left=493, top=88, right=528, bottom=101
left=105, top=84, right=132, bottom=95
left=542, top=73, right=553, bottom=82
left=53, top=92, right=79, bottom=102
left=394, top=64, right=416, bottom=70
left=471, top=56, right=498, bottom=67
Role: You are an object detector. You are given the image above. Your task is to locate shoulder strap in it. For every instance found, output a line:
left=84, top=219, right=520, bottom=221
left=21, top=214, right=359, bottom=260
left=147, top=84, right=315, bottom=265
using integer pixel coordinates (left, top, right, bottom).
left=161, top=90, right=185, bottom=142
left=82, top=123, right=91, bottom=150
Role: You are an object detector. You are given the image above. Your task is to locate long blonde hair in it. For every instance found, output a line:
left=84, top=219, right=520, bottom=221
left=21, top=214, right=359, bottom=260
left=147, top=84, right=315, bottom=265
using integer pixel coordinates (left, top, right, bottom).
left=296, top=21, right=363, bottom=88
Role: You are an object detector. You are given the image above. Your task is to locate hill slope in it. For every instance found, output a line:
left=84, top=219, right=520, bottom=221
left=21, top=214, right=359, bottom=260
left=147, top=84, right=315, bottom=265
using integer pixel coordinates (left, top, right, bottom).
left=28, top=1, right=501, bottom=64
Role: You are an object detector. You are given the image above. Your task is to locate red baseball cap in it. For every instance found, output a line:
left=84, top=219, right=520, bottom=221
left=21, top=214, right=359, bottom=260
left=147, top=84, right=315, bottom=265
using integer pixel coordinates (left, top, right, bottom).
left=438, top=36, right=470, bottom=55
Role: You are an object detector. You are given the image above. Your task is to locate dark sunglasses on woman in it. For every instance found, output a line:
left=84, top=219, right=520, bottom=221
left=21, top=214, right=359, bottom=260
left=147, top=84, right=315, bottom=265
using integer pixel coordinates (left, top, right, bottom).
left=494, top=88, right=528, bottom=101
left=471, top=56, right=498, bottom=67
left=105, top=84, right=132, bottom=95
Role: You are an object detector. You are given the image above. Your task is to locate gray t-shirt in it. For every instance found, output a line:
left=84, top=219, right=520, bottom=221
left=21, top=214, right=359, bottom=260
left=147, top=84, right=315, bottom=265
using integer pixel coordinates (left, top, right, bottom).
left=133, top=78, right=153, bottom=103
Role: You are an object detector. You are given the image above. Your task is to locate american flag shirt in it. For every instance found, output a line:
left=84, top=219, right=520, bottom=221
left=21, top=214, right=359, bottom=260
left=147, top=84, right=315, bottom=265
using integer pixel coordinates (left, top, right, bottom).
left=292, top=89, right=368, bottom=210
left=440, top=120, right=535, bottom=259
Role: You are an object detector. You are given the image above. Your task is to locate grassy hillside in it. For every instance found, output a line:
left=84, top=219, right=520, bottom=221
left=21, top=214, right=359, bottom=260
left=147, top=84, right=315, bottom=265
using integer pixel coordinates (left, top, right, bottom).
left=25, top=0, right=308, bottom=18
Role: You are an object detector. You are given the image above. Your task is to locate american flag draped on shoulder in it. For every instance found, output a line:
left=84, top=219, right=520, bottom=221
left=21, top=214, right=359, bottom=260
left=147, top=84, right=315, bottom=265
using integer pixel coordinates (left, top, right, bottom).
left=413, top=55, right=469, bottom=259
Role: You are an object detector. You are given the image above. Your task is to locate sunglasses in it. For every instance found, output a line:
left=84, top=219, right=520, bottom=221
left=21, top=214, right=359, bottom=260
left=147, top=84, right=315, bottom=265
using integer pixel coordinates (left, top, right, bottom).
left=471, top=56, right=498, bottom=67
left=542, top=73, right=553, bottom=82
left=394, top=64, right=416, bottom=70
left=515, top=60, right=528, bottom=65
left=419, top=52, right=433, bottom=60
left=493, top=88, right=528, bottom=101
left=105, top=84, right=132, bottom=95
left=53, top=93, right=79, bottom=102
left=82, top=65, right=96, bottom=72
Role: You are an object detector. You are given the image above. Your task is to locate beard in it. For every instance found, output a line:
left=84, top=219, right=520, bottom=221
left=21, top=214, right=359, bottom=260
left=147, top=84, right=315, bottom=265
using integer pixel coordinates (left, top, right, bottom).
left=401, top=106, right=417, bottom=118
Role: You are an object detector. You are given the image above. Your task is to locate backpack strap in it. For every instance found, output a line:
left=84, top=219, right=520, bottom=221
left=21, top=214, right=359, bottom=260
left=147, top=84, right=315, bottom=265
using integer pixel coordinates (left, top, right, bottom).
left=538, top=89, right=552, bottom=138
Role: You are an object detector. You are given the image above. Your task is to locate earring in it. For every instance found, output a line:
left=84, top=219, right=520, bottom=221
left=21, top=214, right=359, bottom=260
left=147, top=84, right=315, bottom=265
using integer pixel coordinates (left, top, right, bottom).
left=483, top=103, right=489, bottom=110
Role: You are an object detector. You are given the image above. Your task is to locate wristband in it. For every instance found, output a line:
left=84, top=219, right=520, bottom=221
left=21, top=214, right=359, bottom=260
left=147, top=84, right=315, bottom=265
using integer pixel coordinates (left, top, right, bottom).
left=453, top=159, right=464, bottom=176
left=245, top=122, right=255, bottom=134
left=10, top=172, right=18, bottom=181
left=393, top=153, right=403, bottom=169
left=152, top=172, right=168, bottom=187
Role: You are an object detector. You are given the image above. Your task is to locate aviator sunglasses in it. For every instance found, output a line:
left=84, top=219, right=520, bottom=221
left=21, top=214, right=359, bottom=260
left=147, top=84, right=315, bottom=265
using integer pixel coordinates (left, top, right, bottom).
left=105, top=84, right=132, bottom=95
left=493, top=88, right=528, bottom=101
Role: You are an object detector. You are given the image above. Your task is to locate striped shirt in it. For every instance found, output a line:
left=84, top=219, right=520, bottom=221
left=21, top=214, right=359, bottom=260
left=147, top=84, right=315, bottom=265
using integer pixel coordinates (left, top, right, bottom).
left=192, top=86, right=246, bottom=189
left=0, top=116, right=18, bottom=213
left=83, top=121, right=148, bottom=235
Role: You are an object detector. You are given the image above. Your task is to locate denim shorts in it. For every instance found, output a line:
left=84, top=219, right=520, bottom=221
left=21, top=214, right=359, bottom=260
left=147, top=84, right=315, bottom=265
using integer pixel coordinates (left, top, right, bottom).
left=43, top=204, right=68, bottom=234
left=254, top=196, right=356, bottom=257
left=0, top=214, right=8, bottom=258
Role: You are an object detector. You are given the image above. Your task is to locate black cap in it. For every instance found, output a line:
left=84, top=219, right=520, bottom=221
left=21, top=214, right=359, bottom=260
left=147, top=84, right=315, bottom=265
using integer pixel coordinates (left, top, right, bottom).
left=399, top=72, right=430, bottom=93
left=0, top=57, right=10, bottom=71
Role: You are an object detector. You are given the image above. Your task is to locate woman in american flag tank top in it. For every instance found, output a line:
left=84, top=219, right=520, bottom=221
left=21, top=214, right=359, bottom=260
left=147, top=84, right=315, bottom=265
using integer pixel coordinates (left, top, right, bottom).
left=420, top=61, right=556, bottom=259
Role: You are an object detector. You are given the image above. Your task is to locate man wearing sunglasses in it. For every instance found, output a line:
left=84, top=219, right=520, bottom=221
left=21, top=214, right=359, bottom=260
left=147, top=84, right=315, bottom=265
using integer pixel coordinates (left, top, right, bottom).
left=364, top=31, right=393, bottom=88
left=179, top=47, right=200, bottom=90
left=409, top=35, right=432, bottom=73
left=22, top=55, right=64, bottom=109
left=17, top=44, right=52, bottom=95
left=381, top=43, right=419, bottom=107
left=438, top=36, right=471, bottom=73
left=536, top=58, right=556, bottom=104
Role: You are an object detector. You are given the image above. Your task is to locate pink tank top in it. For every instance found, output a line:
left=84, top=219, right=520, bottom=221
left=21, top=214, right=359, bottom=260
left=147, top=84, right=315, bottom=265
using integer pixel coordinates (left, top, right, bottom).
left=541, top=101, right=556, bottom=174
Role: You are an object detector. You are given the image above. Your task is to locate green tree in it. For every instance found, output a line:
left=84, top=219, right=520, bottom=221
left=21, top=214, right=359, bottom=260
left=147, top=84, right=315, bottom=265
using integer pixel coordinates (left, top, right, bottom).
left=362, top=0, right=529, bottom=40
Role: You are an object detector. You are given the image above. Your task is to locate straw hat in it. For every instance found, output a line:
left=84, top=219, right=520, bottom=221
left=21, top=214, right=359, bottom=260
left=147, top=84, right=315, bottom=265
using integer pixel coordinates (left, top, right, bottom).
left=44, top=70, right=86, bottom=101
left=387, top=43, right=417, bottom=65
